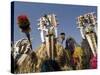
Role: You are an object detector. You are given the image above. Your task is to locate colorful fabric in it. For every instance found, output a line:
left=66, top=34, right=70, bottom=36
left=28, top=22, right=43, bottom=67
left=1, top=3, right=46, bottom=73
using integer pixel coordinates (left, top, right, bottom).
left=73, top=46, right=83, bottom=65
left=90, top=56, right=97, bottom=69
left=73, top=47, right=83, bottom=58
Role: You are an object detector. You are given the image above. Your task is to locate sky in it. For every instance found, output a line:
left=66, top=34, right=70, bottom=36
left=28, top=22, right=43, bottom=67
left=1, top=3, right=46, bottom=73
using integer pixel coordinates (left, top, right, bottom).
left=13, top=1, right=97, bottom=50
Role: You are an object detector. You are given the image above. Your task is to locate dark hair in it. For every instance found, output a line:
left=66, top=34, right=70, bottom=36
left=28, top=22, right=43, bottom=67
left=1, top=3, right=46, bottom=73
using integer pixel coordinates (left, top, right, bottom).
left=60, top=32, right=65, bottom=35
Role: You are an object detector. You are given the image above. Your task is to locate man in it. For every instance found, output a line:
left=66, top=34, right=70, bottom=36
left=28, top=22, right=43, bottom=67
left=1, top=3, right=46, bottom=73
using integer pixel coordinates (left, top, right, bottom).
left=60, top=33, right=65, bottom=44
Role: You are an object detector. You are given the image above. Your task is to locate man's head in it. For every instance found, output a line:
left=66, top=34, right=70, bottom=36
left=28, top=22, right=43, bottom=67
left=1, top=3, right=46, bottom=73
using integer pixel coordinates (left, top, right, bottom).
left=60, top=33, right=65, bottom=40
left=60, top=32, right=65, bottom=44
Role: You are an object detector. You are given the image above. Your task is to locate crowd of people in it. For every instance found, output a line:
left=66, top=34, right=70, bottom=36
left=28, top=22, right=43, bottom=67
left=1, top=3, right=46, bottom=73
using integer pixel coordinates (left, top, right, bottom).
left=11, top=13, right=97, bottom=73
left=58, top=32, right=97, bottom=70
left=11, top=32, right=97, bottom=73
